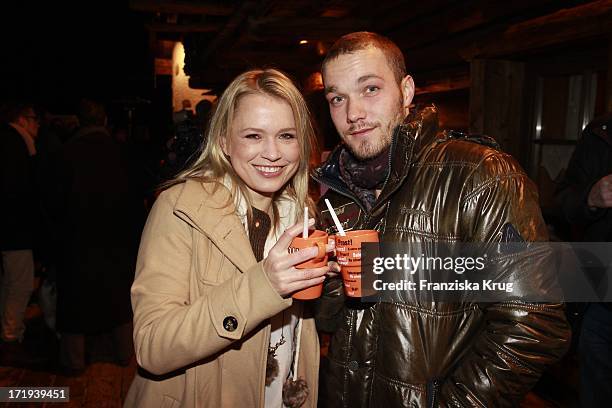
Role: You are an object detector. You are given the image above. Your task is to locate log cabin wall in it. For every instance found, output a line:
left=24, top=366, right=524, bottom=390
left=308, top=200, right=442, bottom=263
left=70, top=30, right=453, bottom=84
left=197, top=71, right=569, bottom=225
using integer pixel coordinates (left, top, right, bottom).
left=132, top=0, right=612, bottom=213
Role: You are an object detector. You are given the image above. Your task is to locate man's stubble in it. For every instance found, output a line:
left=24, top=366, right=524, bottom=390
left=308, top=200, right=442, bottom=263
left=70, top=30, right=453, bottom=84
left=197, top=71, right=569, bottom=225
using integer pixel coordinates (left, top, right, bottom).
left=345, top=98, right=405, bottom=161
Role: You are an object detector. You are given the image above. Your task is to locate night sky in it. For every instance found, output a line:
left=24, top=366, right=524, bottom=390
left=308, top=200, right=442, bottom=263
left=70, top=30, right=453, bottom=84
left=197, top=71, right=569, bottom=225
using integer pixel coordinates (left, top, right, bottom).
left=1, top=1, right=150, bottom=113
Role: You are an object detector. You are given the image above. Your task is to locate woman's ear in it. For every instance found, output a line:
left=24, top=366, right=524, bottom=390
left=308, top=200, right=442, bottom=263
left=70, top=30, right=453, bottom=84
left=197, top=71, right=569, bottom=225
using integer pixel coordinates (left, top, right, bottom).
left=220, top=136, right=229, bottom=156
left=401, top=75, right=415, bottom=116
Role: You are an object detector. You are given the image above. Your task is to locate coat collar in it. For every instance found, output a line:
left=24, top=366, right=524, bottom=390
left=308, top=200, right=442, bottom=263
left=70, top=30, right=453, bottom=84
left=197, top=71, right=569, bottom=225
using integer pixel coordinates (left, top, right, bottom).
left=173, top=179, right=257, bottom=273
left=377, top=105, right=439, bottom=205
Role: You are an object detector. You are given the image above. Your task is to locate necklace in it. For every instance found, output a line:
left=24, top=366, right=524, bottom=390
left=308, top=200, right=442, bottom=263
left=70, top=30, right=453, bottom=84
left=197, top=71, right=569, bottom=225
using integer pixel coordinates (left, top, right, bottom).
left=265, top=311, right=285, bottom=386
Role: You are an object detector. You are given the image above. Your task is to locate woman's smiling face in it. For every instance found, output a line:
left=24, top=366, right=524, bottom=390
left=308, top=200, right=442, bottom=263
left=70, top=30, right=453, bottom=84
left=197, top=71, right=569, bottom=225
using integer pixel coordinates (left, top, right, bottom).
left=222, top=93, right=300, bottom=208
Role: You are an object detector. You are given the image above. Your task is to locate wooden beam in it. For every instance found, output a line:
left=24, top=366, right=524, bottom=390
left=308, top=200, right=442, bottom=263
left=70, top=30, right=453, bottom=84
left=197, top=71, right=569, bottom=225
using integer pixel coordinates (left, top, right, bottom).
left=129, top=0, right=234, bottom=16
left=188, top=1, right=257, bottom=71
left=461, top=0, right=612, bottom=60
left=469, top=60, right=527, bottom=164
left=608, top=34, right=612, bottom=112
left=388, top=0, right=559, bottom=52
left=248, top=16, right=371, bottom=41
left=154, top=58, right=172, bottom=75
left=218, top=49, right=322, bottom=68
left=145, top=22, right=222, bottom=33
left=415, top=71, right=470, bottom=95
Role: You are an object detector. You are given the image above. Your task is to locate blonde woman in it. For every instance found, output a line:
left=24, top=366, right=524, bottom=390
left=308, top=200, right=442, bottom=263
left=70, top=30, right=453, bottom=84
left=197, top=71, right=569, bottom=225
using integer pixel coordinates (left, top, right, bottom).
left=125, top=69, right=325, bottom=407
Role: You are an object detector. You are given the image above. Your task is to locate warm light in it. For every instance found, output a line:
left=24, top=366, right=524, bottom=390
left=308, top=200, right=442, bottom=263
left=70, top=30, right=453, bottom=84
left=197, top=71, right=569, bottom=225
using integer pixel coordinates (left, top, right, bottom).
left=304, top=72, right=323, bottom=93
left=299, top=40, right=308, bottom=45
left=171, top=42, right=215, bottom=112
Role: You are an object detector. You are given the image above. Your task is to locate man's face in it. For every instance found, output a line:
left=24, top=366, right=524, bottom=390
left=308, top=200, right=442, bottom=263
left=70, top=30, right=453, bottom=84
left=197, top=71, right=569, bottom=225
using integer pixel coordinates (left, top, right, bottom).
left=323, top=47, right=414, bottom=160
left=18, top=108, right=40, bottom=139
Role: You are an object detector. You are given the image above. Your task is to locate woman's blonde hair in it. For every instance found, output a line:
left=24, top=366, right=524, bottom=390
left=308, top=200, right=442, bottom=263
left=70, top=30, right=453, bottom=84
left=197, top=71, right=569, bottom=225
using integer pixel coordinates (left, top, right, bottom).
left=164, top=68, right=316, bottom=227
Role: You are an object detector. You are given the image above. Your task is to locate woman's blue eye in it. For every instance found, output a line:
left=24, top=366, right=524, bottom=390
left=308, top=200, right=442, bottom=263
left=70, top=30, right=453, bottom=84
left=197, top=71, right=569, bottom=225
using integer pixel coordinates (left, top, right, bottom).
left=245, top=133, right=260, bottom=139
left=280, top=133, right=296, bottom=140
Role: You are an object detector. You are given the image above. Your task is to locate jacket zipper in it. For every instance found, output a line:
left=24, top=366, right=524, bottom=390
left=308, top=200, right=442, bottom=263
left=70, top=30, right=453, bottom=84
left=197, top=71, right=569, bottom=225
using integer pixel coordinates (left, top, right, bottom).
left=428, top=379, right=440, bottom=408
left=312, top=172, right=367, bottom=215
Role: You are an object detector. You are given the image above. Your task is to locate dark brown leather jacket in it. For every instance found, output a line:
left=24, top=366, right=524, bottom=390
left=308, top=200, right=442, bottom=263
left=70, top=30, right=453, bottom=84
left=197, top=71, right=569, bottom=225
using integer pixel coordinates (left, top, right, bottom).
left=313, top=107, right=570, bottom=407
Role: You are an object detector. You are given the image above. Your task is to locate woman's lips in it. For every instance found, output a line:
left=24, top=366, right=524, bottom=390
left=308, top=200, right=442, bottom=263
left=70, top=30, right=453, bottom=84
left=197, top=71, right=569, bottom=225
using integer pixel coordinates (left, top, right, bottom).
left=253, top=165, right=285, bottom=177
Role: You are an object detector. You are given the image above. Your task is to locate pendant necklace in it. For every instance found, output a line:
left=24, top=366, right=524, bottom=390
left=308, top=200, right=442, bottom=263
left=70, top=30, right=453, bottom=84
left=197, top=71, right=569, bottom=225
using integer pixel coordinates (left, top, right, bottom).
left=265, top=311, right=285, bottom=386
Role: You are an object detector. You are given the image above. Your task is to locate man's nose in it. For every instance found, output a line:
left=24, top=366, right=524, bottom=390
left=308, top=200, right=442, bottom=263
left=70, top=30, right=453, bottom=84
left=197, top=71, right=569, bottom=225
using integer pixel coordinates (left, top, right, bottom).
left=346, top=98, right=366, bottom=123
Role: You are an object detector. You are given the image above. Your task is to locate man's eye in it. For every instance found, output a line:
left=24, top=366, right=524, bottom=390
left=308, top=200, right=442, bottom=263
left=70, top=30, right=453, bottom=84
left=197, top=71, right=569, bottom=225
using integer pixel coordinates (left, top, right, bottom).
left=329, top=96, right=344, bottom=105
left=279, top=133, right=296, bottom=140
left=365, top=86, right=380, bottom=94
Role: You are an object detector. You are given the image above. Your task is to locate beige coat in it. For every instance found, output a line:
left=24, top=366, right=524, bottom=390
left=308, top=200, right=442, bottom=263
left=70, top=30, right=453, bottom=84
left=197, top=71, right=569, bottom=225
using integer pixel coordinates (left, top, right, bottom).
left=124, top=180, right=319, bottom=407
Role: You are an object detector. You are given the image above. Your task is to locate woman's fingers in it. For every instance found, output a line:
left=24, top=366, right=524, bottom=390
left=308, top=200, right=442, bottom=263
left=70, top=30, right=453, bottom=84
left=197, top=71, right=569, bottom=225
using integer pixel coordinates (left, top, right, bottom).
left=284, top=266, right=328, bottom=294
left=273, top=219, right=315, bottom=252
left=291, top=275, right=326, bottom=294
left=295, top=265, right=328, bottom=281
left=267, top=246, right=319, bottom=272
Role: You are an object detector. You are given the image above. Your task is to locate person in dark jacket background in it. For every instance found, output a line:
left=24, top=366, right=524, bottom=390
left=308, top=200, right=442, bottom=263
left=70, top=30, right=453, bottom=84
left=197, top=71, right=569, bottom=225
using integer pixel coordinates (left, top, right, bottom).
left=313, top=32, right=570, bottom=407
left=53, top=99, right=144, bottom=375
left=555, top=113, right=612, bottom=407
left=0, top=102, right=40, bottom=347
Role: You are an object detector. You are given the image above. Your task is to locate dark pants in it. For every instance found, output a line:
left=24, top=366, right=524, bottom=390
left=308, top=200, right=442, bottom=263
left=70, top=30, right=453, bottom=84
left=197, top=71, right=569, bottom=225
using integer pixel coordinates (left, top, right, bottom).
left=579, top=303, right=612, bottom=407
left=59, top=322, right=134, bottom=371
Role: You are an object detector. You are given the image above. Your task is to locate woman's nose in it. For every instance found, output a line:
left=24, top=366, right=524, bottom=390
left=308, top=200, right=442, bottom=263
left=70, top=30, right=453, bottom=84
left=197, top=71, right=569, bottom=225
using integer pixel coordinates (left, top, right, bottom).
left=261, top=138, right=281, bottom=161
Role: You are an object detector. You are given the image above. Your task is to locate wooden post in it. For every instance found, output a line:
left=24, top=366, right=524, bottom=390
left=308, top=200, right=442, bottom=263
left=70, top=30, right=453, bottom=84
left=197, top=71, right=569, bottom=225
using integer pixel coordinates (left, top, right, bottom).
left=607, top=34, right=612, bottom=113
left=469, top=59, right=527, bottom=166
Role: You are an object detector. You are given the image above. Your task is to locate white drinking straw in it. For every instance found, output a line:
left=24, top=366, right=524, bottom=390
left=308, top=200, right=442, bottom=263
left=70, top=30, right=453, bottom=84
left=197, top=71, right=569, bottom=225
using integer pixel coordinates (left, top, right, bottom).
left=292, top=316, right=303, bottom=381
left=324, top=199, right=346, bottom=236
left=303, top=207, right=309, bottom=238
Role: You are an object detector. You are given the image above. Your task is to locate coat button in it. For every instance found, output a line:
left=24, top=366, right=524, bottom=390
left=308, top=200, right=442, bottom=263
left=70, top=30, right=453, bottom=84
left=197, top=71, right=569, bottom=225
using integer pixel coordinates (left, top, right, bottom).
left=223, top=316, right=238, bottom=332
left=348, top=360, right=359, bottom=371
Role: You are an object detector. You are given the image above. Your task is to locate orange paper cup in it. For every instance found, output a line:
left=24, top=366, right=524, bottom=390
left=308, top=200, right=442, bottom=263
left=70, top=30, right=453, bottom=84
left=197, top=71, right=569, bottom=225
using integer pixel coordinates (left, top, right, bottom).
left=289, top=230, right=328, bottom=300
left=335, top=230, right=379, bottom=298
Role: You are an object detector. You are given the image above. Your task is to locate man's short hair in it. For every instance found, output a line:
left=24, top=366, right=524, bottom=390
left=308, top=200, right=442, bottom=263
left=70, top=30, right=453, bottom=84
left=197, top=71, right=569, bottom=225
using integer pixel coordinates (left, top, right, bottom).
left=78, top=98, right=106, bottom=127
left=322, top=32, right=407, bottom=84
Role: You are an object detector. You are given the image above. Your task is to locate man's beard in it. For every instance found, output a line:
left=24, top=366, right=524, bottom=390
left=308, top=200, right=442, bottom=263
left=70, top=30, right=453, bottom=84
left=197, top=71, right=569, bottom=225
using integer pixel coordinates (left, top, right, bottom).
left=344, top=104, right=404, bottom=161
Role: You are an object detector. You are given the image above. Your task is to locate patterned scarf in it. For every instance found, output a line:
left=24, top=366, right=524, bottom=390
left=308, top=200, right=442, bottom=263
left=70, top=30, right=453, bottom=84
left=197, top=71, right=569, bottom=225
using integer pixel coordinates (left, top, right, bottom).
left=339, top=146, right=390, bottom=211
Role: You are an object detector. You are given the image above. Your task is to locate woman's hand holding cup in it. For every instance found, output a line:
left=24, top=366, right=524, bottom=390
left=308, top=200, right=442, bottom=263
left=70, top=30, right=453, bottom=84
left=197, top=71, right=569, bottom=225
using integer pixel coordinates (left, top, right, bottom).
left=263, top=219, right=330, bottom=297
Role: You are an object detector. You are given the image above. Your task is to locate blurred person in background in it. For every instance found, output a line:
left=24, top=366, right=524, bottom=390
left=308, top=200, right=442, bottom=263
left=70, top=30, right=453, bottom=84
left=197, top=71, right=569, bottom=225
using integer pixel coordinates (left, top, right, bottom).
left=52, top=98, right=143, bottom=375
left=0, top=102, right=41, bottom=360
left=556, top=113, right=612, bottom=407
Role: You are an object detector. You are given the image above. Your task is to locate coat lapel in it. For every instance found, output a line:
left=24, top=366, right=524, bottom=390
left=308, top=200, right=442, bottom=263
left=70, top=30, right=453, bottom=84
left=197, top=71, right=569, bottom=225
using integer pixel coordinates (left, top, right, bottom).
left=173, top=179, right=256, bottom=273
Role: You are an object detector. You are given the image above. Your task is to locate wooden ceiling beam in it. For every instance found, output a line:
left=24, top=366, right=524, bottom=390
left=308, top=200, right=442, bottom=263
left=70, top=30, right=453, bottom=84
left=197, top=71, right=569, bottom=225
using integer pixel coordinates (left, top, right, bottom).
left=129, top=0, right=234, bottom=16
left=248, top=16, right=371, bottom=41
left=460, top=0, right=612, bottom=60
left=146, top=22, right=223, bottom=33
left=414, top=70, right=470, bottom=95
left=217, top=49, right=321, bottom=69
left=387, top=0, right=558, bottom=51
left=195, top=1, right=257, bottom=66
